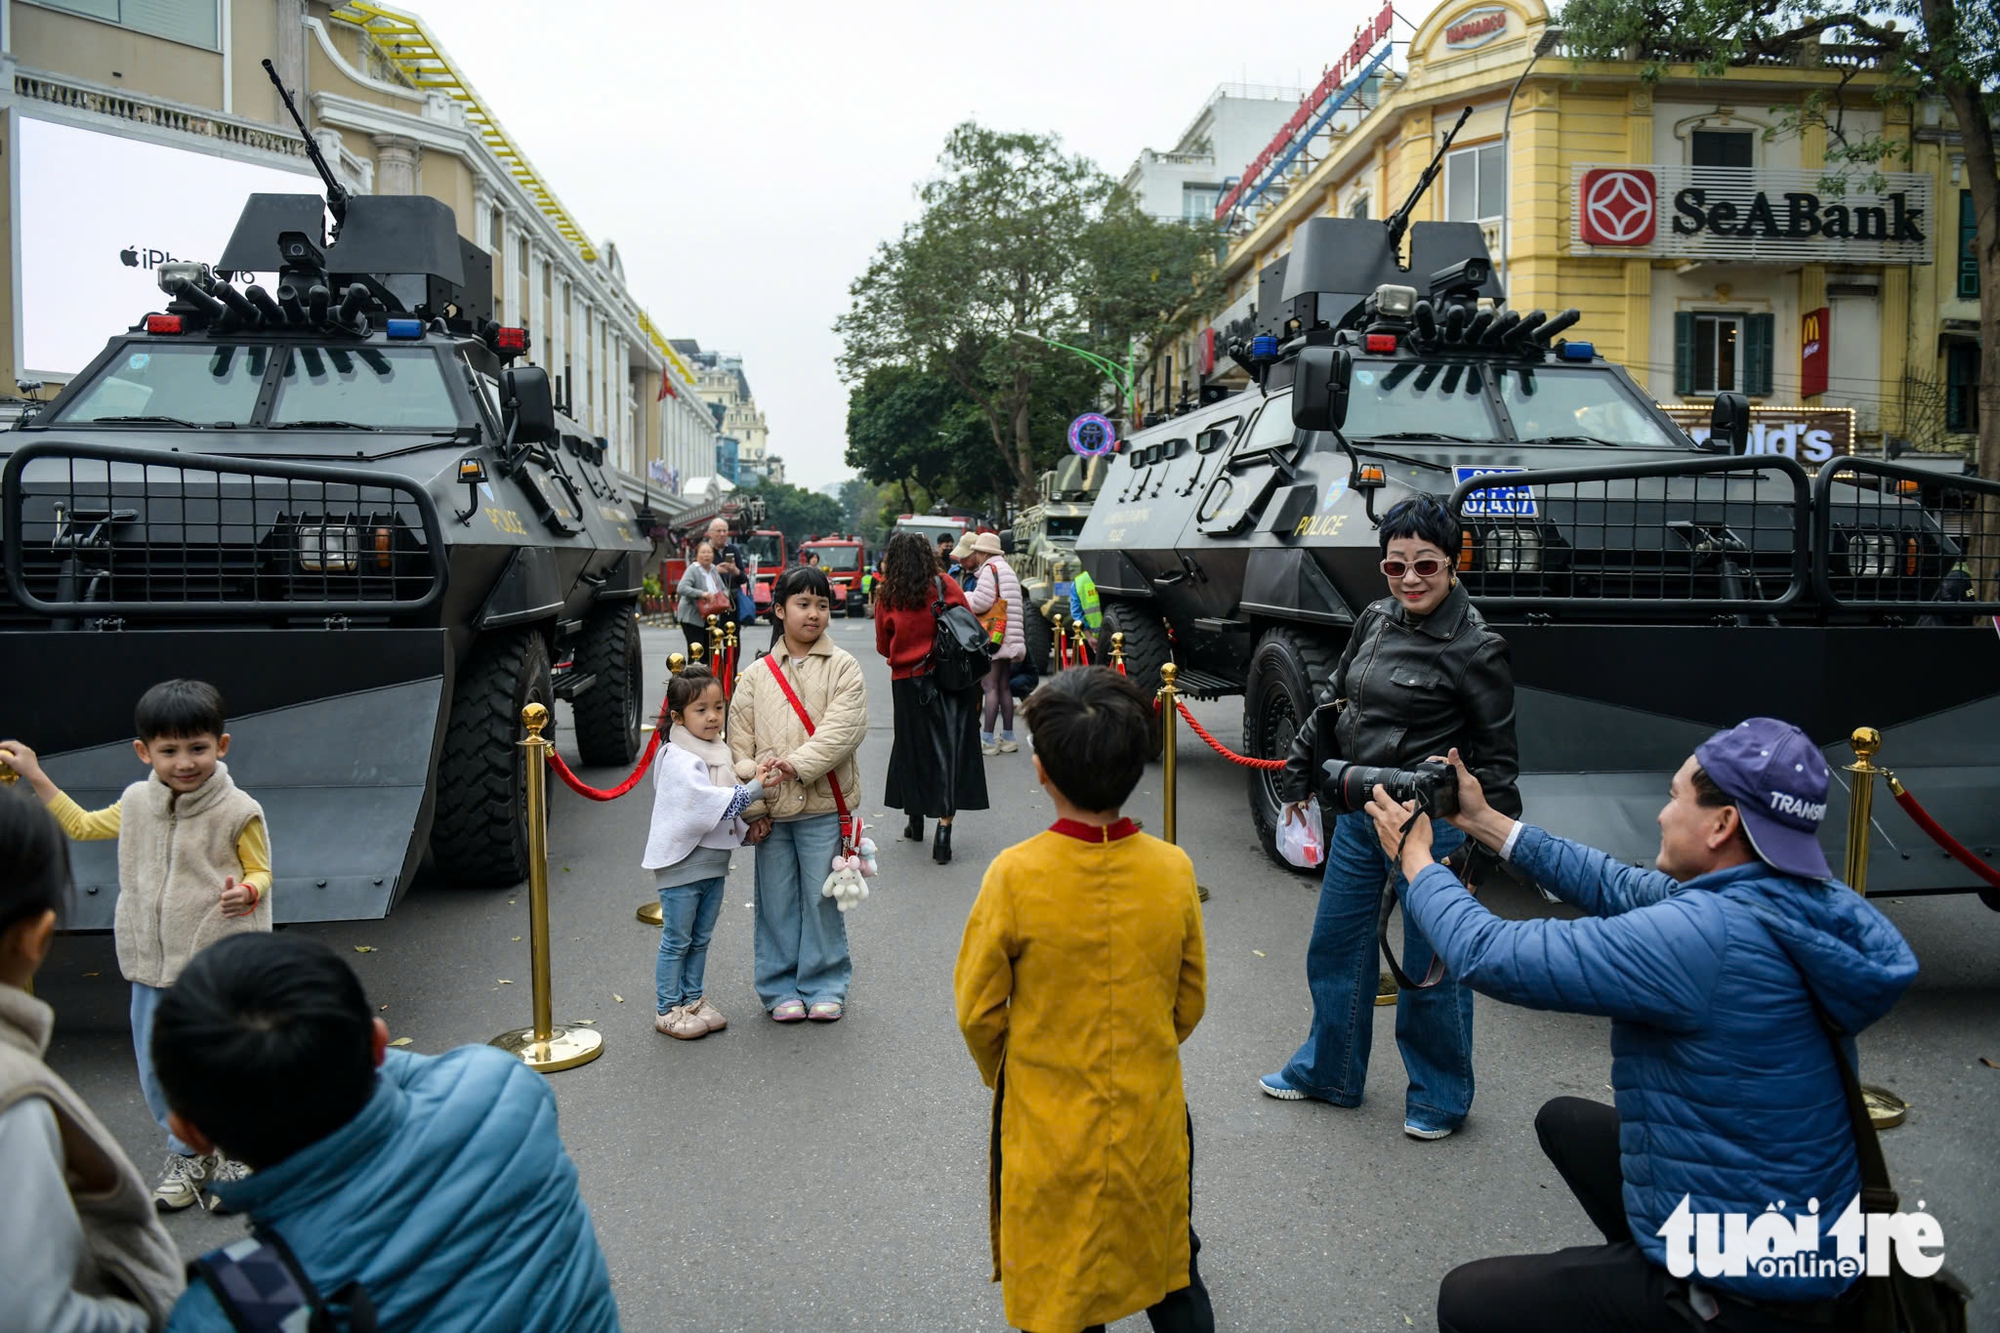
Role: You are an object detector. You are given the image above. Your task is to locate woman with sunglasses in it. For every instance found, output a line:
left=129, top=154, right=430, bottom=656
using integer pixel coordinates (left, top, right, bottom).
left=1260, top=494, right=1520, bottom=1141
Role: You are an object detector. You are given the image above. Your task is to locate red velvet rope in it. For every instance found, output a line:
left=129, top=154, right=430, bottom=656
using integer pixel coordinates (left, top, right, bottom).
left=546, top=728, right=661, bottom=801
left=1175, top=699, right=1286, bottom=770
left=1890, top=781, right=2000, bottom=889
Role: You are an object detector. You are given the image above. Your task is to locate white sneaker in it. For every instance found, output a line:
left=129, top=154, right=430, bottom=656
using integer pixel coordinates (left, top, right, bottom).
left=980, top=740, right=999, bottom=755
left=153, top=1152, right=209, bottom=1212
left=997, top=737, right=1019, bottom=753
left=1404, top=1121, right=1455, bottom=1141
left=206, top=1155, right=252, bottom=1212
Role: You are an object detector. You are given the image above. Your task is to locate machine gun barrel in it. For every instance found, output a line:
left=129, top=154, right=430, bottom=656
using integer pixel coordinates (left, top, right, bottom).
left=262, top=58, right=348, bottom=234
left=1384, top=106, right=1472, bottom=258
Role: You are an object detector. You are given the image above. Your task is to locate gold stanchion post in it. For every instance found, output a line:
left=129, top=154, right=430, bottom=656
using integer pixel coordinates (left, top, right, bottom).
left=1053, top=611, right=1067, bottom=667
left=0, top=758, right=16, bottom=785
left=724, top=620, right=739, bottom=689
left=1156, top=664, right=1208, bottom=901
left=706, top=614, right=722, bottom=672
left=636, top=654, right=686, bottom=928
left=1842, top=726, right=1908, bottom=1130
left=490, top=703, right=605, bottom=1073
left=1110, top=631, right=1125, bottom=672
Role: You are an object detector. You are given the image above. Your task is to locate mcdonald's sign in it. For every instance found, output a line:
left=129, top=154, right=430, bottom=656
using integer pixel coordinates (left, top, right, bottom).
left=1801, top=306, right=1830, bottom=398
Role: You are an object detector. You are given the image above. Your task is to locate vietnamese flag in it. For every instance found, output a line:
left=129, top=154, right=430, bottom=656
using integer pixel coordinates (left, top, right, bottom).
left=657, top=369, right=677, bottom=402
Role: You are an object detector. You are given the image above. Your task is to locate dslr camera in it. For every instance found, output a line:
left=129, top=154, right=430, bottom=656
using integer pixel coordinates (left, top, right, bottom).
left=1321, top=759, right=1459, bottom=819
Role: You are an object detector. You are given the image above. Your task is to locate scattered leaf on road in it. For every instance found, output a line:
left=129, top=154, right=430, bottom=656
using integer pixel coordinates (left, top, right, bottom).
left=1980, top=1057, right=1999, bottom=1069
left=1252, top=950, right=1266, bottom=958
left=82, top=971, right=99, bottom=977
left=573, top=1019, right=596, bottom=1025
left=512, top=936, right=522, bottom=942
left=614, top=994, right=625, bottom=1003
left=563, top=867, right=572, bottom=872
left=354, top=946, right=376, bottom=953
left=508, top=899, right=516, bottom=905
left=497, top=979, right=513, bottom=985
left=388, top=1037, right=413, bottom=1047
left=379, top=1005, right=388, bottom=1011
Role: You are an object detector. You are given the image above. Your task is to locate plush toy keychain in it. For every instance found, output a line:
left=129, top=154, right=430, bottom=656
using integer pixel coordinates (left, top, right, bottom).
left=821, top=852, right=870, bottom=912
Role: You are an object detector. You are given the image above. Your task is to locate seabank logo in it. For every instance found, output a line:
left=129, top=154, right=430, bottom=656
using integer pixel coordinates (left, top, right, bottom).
left=1578, top=169, right=1658, bottom=246
left=1657, top=1195, right=1945, bottom=1281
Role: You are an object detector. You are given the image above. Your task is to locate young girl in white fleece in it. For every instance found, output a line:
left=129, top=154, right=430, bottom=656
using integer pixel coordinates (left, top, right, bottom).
left=642, top=666, right=776, bottom=1041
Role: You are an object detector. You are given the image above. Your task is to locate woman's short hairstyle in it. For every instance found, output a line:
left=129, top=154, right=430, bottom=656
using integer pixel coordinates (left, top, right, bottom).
left=1377, top=495, right=1461, bottom=559
left=695, top=541, right=714, bottom=560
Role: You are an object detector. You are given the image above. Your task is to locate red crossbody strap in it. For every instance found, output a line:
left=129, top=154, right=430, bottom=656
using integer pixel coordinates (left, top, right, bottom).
left=761, top=654, right=856, bottom=848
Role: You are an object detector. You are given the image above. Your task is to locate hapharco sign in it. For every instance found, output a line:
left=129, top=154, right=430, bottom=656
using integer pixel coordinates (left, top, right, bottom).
left=1571, top=165, right=1932, bottom=265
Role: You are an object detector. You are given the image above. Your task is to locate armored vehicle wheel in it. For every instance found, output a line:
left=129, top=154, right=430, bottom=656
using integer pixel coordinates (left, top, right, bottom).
left=1243, top=627, right=1343, bottom=872
left=1022, top=604, right=1055, bottom=676
left=572, top=606, right=643, bottom=767
left=1099, top=599, right=1172, bottom=695
left=432, top=629, right=553, bottom=886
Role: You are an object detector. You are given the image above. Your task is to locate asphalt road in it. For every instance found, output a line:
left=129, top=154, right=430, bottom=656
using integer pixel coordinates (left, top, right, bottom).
left=38, top=616, right=2000, bottom=1331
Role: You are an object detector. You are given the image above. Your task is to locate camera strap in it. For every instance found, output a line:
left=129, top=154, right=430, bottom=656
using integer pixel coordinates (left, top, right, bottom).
left=1375, top=812, right=1448, bottom=991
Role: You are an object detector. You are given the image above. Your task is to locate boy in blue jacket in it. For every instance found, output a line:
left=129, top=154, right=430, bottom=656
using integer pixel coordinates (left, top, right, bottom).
left=153, top=933, right=620, bottom=1332
left=1359, top=718, right=1916, bottom=1333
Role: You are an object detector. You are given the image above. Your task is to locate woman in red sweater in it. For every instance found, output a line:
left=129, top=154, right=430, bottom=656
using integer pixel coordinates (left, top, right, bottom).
left=875, top=531, right=989, bottom=864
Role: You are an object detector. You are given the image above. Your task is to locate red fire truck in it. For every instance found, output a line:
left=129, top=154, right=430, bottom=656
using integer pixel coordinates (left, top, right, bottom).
left=661, top=495, right=788, bottom=620
left=800, top=535, right=869, bottom=616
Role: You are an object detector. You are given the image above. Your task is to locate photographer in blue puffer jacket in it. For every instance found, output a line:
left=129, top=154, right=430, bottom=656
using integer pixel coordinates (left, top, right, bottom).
left=1359, top=717, right=1916, bottom=1333
left=155, top=933, right=620, bottom=1332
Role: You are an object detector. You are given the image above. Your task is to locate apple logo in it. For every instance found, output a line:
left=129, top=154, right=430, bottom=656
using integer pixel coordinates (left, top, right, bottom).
left=120, top=247, right=139, bottom=267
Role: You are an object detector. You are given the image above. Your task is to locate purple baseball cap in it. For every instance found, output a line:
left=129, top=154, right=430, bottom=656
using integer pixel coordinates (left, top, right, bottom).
left=1694, top=718, right=1834, bottom=881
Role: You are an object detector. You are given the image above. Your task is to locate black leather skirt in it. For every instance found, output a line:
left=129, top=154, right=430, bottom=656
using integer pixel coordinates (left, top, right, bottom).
left=885, top=674, right=989, bottom=816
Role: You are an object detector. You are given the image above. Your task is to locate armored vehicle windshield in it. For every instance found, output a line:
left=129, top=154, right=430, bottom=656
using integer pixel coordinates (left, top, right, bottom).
left=1346, top=359, right=1688, bottom=449
left=55, top=341, right=464, bottom=433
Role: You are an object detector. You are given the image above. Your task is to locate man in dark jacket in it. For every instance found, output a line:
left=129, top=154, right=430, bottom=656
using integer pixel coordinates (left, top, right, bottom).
left=1361, top=718, right=1916, bottom=1333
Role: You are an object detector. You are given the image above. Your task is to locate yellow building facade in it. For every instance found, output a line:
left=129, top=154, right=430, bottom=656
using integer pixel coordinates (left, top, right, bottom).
left=1159, top=0, right=1979, bottom=456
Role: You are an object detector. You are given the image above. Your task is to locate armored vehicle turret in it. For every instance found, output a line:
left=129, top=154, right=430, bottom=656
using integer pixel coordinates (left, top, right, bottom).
left=1011, top=454, right=1107, bottom=672
left=0, top=74, right=652, bottom=923
left=1075, top=116, right=2000, bottom=903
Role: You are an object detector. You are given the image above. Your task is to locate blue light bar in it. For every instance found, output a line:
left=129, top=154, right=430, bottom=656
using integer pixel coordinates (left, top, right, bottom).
left=1559, top=340, right=1595, bottom=360
left=385, top=318, right=424, bottom=340
left=1251, top=334, right=1279, bottom=360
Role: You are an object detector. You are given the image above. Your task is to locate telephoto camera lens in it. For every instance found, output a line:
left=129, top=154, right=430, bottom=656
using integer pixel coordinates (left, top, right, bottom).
left=1320, top=760, right=1459, bottom=818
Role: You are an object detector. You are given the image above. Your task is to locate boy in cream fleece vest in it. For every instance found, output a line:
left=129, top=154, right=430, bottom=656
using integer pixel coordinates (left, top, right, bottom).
left=0, top=678, right=270, bottom=1214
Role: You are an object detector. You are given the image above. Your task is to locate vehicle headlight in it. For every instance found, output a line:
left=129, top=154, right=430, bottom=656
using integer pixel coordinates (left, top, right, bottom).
left=298, top=523, right=357, bottom=573
left=1843, top=532, right=1895, bottom=578
left=1482, top=526, right=1542, bottom=574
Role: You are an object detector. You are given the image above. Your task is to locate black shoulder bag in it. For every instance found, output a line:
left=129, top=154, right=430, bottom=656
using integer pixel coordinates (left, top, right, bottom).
left=190, top=1226, right=379, bottom=1333
left=928, top=575, right=996, bottom=694
left=1814, top=1003, right=1970, bottom=1333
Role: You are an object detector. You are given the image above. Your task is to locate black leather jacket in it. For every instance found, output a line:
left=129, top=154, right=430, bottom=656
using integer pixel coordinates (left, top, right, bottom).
left=1280, top=582, right=1522, bottom=817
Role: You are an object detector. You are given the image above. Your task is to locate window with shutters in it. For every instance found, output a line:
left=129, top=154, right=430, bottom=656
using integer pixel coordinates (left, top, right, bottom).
left=28, top=0, right=218, bottom=48
left=1690, top=130, right=1754, bottom=168
left=1945, top=343, right=1980, bottom=433
left=1675, top=311, right=1774, bottom=397
left=1959, top=191, right=1980, bottom=301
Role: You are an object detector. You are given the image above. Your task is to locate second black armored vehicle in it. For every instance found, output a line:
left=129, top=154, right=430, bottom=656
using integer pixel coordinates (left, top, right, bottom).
left=1076, top=161, right=2000, bottom=901
left=1, top=146, right=652, bottom=925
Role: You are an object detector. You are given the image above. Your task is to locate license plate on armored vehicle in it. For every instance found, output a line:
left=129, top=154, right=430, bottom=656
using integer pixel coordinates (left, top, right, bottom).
left=1454, top=465, right=1538, bottom=518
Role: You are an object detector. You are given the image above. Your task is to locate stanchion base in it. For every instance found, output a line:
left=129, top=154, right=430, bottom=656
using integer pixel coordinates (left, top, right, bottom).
left=637, top=899, right=664, bottom=926
left=490, top=1024, right=605, bottom=1073
left=1375, top=971, right=1398, bottom=1007
left=1862, top=1083, right=1908, bottom=1131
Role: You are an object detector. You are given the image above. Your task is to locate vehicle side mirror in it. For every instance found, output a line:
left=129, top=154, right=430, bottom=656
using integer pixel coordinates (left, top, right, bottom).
left=1709, top=392, right=1750, bottom=455
left=1291, top=346, right=1352, bottom=433
left=999, top=529, right=1016, bottom=555
left=502, top=364, right=557, bottom=445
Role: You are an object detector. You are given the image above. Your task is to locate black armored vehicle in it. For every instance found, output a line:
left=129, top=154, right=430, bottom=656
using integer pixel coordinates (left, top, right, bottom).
left=0, top=130, right=649, bottom=925
left=1077, top=173, right=2000, bottom=902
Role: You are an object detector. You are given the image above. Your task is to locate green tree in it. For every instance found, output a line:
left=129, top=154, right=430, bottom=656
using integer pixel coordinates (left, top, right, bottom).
left=836, top=477, right=887, bottom=546
left=738, top=477, right=844, bottom=550
left=1558, top=0, right=1999, bottom=511
left=837, top=123, right=1220, bottom=508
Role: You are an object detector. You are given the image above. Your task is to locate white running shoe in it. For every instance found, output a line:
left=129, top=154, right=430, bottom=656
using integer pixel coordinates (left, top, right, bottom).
left=152, top=1152, right=209, bottom=1212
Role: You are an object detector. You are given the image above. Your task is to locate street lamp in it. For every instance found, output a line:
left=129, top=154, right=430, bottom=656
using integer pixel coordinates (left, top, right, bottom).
left=1500, top=24, right=1566, bottom=287
left=1012, top=329, right=1141, bottom=426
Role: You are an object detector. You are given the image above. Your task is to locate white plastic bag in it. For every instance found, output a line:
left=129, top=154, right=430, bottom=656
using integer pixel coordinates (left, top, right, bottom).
left=1277, top=799, right=1325, bottom=869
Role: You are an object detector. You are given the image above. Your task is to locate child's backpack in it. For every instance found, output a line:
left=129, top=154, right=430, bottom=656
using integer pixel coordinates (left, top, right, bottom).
left=928, top=576, right=996, bottom=693
left=190, top=1228, right=379, bottom=1332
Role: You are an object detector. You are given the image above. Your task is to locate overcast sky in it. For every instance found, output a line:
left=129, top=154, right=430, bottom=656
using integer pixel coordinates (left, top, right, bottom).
left=406, top=0, right=1441, bottom=490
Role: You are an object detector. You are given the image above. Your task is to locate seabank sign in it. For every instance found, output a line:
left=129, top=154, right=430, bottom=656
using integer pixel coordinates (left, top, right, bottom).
left=1572, top=165, right=1932, bottom=265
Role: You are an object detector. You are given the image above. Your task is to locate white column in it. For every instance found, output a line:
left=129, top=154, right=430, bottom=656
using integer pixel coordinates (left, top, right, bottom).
left=370, top=135, right=420, bottom=196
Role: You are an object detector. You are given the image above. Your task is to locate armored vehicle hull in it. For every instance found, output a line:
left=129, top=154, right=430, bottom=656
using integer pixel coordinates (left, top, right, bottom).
left=1078, top=211, right=2000, bottom=903
left=0, top=189, right=651, bottom=926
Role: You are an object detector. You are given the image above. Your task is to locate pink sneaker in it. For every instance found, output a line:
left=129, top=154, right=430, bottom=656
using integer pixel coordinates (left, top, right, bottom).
left=771, top=999, right=807, bottom=1022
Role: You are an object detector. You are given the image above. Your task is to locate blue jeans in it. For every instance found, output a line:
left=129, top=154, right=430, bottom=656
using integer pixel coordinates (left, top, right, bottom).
left=1280, top=810, right=1475, bottom=1129
left=655, top=876, right=726, bottom=1012
left=130, top=982, right=196, bottom=1157
left=753, top=815, right=851, bottom=1009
